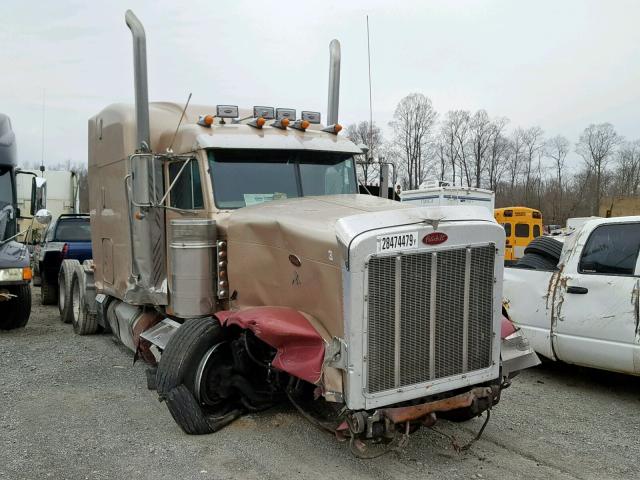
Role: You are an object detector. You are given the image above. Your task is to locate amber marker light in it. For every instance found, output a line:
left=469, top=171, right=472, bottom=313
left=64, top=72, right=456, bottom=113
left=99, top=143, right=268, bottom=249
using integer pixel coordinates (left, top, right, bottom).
left=322, top=123, right=342, bottom=135
left=23, top=267, right=33, bottom=281
left=282, top=118, right=290, bottom=128
left=256, top=117, right=266, bottom=128
left=198, top=114, right=215, bottom=127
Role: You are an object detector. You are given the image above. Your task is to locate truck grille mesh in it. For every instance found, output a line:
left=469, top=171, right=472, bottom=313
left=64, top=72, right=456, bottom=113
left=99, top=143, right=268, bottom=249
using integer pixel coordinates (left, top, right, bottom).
left=366, top=245, right=495, bottom=394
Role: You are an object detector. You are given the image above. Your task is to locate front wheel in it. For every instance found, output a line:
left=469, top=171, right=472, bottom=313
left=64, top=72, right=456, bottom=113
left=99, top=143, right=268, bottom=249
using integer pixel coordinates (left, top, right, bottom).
left=0, top=284, right=31, bottom=330
left=40, top=271, right=57, bottom=305
left=156, top=317, right=242, bottom=435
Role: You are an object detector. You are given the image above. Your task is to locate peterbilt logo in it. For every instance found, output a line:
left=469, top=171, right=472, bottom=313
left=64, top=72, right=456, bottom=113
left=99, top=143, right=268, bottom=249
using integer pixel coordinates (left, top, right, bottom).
left=423, top=232, right=448, bottom=245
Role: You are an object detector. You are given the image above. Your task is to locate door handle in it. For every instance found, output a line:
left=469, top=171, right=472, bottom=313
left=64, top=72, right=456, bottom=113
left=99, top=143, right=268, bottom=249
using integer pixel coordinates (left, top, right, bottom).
left=566, top=286, right=588, bottom=294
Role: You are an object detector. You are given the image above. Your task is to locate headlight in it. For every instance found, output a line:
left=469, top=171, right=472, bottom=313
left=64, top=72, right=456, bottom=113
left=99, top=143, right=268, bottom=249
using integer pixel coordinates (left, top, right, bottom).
left=0, top=268, right=23, bottom=282
left=0, top=268, right=30, bottom=282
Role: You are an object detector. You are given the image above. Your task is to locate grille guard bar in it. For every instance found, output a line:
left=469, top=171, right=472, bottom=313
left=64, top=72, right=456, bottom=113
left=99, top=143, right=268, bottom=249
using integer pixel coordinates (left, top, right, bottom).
left=378, top=386, right=499, bottom=424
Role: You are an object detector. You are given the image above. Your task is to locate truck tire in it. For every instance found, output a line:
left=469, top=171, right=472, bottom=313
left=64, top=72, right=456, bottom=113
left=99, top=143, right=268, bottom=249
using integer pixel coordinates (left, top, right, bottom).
left=58, top=259, right=80, bottom=324
left=0, top=284, right=31, bottom=330
left=516, top=253, right=557, bottom=270
left=70, top=267, right=98, bottom=335
left=40, top=272, right=57, bottom=305
left=156, top=317, right=229, bottom=435
left=524, top=237, right=563, bottom=263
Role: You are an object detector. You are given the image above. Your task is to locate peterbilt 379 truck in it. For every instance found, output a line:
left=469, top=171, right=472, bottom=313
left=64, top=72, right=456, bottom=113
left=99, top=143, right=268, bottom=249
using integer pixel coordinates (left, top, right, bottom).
left=58, top=11, right=538, bottom=454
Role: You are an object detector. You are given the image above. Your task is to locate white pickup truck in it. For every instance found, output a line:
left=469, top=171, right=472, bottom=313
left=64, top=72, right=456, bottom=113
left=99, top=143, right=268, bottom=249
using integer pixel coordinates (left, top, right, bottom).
left=503, top=216, right=640, bottom=375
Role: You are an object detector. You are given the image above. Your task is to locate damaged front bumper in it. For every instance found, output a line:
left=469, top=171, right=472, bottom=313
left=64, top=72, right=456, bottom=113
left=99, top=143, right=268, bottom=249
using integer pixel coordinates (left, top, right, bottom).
left=501, top=328, right=541, bottom=378
left=378, top=386, right=499, bottom=424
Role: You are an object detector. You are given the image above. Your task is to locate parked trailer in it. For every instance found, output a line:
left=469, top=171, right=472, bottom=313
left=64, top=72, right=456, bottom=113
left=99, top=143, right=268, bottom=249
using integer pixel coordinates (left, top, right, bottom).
left=55, top=10, right=538, bottom=455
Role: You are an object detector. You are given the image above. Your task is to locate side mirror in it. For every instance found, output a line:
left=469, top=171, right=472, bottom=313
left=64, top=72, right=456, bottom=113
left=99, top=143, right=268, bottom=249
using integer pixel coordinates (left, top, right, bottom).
left=130, top=153, right=154, bottom=206
left=35, top=208, right=52, bottom=226
left=357, top=143, right=369, bottom=155
left=30, top=177, right=47, bottom=216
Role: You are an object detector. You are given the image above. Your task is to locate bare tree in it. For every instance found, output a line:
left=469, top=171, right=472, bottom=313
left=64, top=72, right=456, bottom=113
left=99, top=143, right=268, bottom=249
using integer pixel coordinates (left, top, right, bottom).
left=612, top=140, right=640, bottom=196
left=440, top=110, right=469, bottom=185
left=542, top=135, right=570, bottom=222
left=504, top=128, right=526, bottom=201
left=346, top=121, right=383, bottom=185
left=390, top=93, right=438, bottom=189
left=433, top=136, right=449, bottom=182
left=576, top=123, right=622, bottom=214
left=545, top=135, right=570, bottom=191
left=486, top=117, right=510, bottom=192
left=521, top=126, right=545, bottom=204
left=467, top=110, right=493, bottom=188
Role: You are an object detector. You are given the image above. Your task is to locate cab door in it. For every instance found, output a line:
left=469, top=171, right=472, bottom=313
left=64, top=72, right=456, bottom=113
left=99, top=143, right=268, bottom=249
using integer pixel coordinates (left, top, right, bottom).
left=553, top=222, right=640, bottom=374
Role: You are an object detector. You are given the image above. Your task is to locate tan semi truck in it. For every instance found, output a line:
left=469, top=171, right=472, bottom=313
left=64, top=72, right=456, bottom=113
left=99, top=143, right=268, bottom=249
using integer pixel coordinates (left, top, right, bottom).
left=55, top=10, right=538, bottom=455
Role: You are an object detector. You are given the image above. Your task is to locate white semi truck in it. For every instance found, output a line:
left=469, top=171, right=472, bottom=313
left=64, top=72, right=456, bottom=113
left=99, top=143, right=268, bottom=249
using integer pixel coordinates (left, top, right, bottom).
left=49, top=10, right=539, bottom=455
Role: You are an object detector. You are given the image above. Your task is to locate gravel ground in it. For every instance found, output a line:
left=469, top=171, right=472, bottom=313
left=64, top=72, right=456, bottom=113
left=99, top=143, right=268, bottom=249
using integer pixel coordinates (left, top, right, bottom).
left=1, top=288, right=639, bottom=480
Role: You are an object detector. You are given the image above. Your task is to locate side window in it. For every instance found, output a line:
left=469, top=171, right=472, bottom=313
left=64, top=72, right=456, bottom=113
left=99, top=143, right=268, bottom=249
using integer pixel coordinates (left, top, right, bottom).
left=169, top=160, right=204, bottom=209
left=533, top=224, right=541, bottom=238
left=579, top=223, right=640, bottom=275
left=515, top=223, right=529, bottom=238
left=502, top=222, right=512, bottom=237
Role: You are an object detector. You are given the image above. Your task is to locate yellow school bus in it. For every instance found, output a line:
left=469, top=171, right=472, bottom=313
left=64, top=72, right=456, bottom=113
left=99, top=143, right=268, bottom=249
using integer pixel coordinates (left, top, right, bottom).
left=494, top=207, right=543, bottom=261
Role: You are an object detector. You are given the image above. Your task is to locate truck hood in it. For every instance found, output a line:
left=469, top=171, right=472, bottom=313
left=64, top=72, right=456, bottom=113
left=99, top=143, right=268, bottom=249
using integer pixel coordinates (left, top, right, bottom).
left=0, top=240, right=29, bottom=269
left=226, top=194, right=496, bottom=267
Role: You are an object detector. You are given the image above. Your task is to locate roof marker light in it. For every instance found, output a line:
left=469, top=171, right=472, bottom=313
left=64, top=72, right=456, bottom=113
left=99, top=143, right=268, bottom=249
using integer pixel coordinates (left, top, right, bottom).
left=322, top=123, right=342, bottom=135
left=253, top=106, right=275, bottom=120
left=301, top=111, right=321, bottom=124
left=249, top=117, right=267, bottom=129
left=290, top=119, right=310, bottom=131
left=275, top=108, right=296, bottom=120
left=271, top=117, right=290, bottom=130
left=216, top=105, right=239, bottom=118
left=197, top=114, right=215, bottom=127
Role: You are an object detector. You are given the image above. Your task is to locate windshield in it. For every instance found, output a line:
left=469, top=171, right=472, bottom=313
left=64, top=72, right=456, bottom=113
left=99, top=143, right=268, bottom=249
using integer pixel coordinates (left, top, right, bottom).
left=208, top=149, right=357, bottom=209
left=54, top=218, right=91, bottom=242
left=0, top=166, right=15, bottom=241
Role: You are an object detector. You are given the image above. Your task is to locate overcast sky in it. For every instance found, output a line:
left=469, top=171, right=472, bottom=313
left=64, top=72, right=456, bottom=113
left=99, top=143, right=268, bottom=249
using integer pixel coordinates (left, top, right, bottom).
left=1, top=0, right=639, bottom=171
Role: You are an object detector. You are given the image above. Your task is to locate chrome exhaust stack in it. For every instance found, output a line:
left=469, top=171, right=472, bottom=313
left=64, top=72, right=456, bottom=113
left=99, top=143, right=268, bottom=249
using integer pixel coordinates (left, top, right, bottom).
left=327, top=39, right=341, bottom=127
left=125, top=10, right=151, bottom=152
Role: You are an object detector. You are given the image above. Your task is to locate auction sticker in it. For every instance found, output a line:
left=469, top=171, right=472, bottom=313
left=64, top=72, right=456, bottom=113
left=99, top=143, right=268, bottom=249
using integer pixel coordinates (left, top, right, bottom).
left=377, top=231, right=419, bottom=253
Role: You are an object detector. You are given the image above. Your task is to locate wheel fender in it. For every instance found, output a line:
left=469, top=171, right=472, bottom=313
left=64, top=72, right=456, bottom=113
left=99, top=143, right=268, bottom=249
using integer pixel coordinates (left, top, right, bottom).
left=215, top=307, right=325, bottom=384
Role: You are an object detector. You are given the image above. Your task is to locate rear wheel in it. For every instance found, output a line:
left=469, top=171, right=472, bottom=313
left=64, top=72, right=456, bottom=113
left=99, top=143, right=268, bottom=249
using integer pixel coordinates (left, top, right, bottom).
left=0, top=284, right=31, bottom=330
left=58, top=259, right=80, bottom=324
left=70, top=267, right=98, bottom=335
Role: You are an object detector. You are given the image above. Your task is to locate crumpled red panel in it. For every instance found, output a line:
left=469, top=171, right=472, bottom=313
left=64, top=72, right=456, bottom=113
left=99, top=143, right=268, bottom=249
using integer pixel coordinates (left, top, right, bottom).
left=215, top=307, right=325, bottom=384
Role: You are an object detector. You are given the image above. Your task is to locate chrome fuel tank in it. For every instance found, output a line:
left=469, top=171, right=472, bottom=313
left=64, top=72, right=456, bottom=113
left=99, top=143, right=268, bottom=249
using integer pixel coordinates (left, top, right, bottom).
left=169, top=219, right=216, bottom=318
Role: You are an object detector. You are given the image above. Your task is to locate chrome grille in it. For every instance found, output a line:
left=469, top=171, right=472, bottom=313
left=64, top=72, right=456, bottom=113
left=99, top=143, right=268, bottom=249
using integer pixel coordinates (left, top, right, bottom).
left=366, top=244, right=495, bottom=394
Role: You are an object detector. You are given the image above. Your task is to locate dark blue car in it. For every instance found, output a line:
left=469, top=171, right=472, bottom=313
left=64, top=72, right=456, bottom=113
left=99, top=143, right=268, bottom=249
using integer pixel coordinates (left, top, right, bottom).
left=37, top=214, right=92, bottom=305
